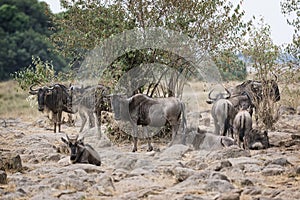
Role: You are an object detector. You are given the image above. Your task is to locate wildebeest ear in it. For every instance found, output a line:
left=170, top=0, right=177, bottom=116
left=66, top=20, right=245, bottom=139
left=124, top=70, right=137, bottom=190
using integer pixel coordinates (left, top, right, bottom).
left=61, top=137, right=68, bottom=144
left=77, top=136, right=84, bottom=144
left=197, top=127, right=206, bottom=134
left=263, top=131, right=268, bottom=136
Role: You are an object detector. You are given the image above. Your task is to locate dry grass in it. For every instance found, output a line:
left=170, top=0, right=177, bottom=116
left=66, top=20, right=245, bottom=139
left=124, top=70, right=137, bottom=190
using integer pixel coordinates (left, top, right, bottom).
left=0, top=80, right=39, bottom=120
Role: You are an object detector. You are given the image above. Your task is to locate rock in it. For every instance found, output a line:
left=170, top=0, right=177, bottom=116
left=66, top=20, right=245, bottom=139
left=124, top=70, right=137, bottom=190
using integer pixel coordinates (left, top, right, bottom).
left=262, top=164, right=285, bottom=176
left=207, top=146, right=250, bottom=161
left=0, top=170, right=7, bottom=184
left=157, top=144, right=190, bottom=161
left=291, top=134, right=300, bottom=140
left=216, top=189, right=242, bottom=200
left=295, top=166, right=300, bottom=174
left=0, top=152, right=22, bottom=172
left=268, top=157, right=292, bottom=167
left=209, top=172, right=230, bottom=182
left=214, top=160, right=232, bottom=171
left=242, top=186, right=262, bottom=195
left=112, top=168, right=129, bottom=182
left=278, top=105, right=296, bottom=115
left=114, top=156, right=137, bottom=170
left=92, top=174, right=115, bottom=196
left=173, top=167, right=196, bottom=182
left=55, top=143, right=69, bottom=154
left=296, top=106, right=300, bottom=115
left=240, top=178, right=254, bottom=186
left=205, top=179, right=234, bottom=193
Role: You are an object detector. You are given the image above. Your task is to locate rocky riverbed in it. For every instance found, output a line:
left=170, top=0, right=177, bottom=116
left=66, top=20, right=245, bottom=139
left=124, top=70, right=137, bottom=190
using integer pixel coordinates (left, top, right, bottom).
left=0, top=112, right=300, bottom=200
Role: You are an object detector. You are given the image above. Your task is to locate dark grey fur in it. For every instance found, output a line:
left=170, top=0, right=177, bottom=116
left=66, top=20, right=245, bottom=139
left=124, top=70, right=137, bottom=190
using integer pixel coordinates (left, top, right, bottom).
left=61, top=135, right=101, bottom=166
left=111, top=94, right=186, bottom=152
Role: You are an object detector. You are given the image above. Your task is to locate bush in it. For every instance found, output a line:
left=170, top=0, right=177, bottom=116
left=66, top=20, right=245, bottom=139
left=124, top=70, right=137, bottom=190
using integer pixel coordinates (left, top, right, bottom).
left=13, top=56, right=58, bottom=90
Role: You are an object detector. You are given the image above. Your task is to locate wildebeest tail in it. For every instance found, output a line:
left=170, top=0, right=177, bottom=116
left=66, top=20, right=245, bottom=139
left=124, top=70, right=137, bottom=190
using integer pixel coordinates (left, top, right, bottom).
left=239, top=114, right=246, bottom=141
left=180, top=102, right=187, bottom=144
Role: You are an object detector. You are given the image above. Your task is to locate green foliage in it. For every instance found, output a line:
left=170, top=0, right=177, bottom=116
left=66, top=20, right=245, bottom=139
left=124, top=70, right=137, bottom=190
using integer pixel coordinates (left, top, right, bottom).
left=51, top=0, right=248, bottom=97
left=281, top=0, right=299, bottom=64
left=13, top=56, right=57, bottom=90
left=213, top=52, right=247, bottom=81
left=0, top=0, right=67, bottom=80
left=243, top=19, right=281, bottom=129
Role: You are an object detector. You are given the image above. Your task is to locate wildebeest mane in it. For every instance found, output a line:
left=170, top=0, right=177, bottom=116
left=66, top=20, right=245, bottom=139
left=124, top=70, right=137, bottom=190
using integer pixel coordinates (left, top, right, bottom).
left=128, top=94, right=158, bottom=126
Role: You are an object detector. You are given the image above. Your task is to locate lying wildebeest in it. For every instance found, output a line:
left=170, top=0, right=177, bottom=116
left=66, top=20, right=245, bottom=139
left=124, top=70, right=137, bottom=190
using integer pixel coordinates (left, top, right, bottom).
left=244, top=128, right=270, bottom=150
left=110, top=94, right=186, bottom=152
left=61, top=134, right=101, bottom=166
left=186, top=127, right=237, bottom=150
left=230, top=79, right=280, bottom=121
left=29, top=84, right=73, bottom=133
left=70, top=84, right=111, bottom=134
left=206, top=88, right=236, bottom=137
left=233, top=108, right=253, bottom=148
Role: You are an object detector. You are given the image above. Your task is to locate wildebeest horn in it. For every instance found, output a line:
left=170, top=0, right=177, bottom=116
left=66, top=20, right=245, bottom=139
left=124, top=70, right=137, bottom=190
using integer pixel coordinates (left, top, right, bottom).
left=29, top=84, right=39, bottom=95
left=273, top=73, right=278, bottom=81
left=224, top=87, right=231, bottom=99
left=208, top=89, right=216, bottom=100
left=46, top=85, right=55, bottom=90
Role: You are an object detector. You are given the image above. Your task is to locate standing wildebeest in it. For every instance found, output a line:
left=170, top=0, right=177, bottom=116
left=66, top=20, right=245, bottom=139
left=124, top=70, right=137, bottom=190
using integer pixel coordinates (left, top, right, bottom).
left=61, top=134, right=101, bottom=166
left=206, top=88, right=236, bottom=137
left=111, top=94, right=186, bottom=152
left=233, top=108, right=253, bottom=148
left=29, top=84, right=73, bottom=133
left=70, top=84, right=111, bottom=135
left=230, top=79, right=280, bottom=121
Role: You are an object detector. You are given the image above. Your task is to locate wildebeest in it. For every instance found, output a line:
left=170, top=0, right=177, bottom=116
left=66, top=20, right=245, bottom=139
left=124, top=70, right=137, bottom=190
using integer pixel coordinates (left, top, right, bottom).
left=70, top=84, right=111, bottom=135
left=29, top=84, right=73, bottom=133
left=244, top=128, right=270, bottom=150
left=233, top=109, right=253, bottom=148
left=110, top=94, right=186, bottom=152
left=186, top=127, right=237, bottom=150
left=230, top=79, right=280, bottom=121
left=206, top=88, right=236, bottom=137
left=61, top=134, right=101, bottom=166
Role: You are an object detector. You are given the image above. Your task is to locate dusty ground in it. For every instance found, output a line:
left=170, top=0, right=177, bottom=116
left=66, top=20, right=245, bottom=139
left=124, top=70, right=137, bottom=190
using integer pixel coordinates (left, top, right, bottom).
left=0, top=81, right=299, bottom=200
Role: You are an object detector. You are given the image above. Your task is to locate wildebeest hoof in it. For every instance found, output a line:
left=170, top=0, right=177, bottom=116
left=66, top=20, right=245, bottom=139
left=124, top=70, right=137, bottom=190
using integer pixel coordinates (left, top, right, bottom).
left=132, top=148, right=137, bottom=152
left=147, top=146, right=153, bottom=152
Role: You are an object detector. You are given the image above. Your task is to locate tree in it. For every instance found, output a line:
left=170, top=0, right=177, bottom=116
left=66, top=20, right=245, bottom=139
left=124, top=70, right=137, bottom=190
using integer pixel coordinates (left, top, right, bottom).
left=243, top=19, right=281, bottom=129
left=0, top=0, right=67, bottom=80
left=281, top=0, right=299, bottom=62
left=51, top=0, right=248, bottom=96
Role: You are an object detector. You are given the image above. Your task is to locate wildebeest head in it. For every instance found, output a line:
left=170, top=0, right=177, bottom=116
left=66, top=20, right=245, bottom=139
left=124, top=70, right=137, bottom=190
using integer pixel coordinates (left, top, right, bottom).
left=244, top=129, right=270, bottom=150
left=233, top=79, right=280, bottom=103
left=61, top=134, right=84, bottom=163
left=266, top=79, right=280, bottom=102
left=29, top=85, right=54, bottom=111
left=206, top=87, right=231, bottom=104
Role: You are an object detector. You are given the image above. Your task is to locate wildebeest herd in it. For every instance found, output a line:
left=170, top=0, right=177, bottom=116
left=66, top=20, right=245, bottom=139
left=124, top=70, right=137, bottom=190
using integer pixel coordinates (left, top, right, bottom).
left=29, top=79, right=280, bottom=165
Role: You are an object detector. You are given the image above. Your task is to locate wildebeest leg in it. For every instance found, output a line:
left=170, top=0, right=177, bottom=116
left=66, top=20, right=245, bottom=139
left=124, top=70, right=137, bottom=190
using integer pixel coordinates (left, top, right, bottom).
left=169, top=123, right=179, bottom=147
left=53, top=113, right=57, bottom=133
left=143, top=126, right=153, bottom=151
left=88, top=110, right=95, bottom=128
left=132, top=124, right=138, bottom=152
left=58, top=111, right=62, bottom=133
left=79, top=110, right=87, bottom=132
left=95, top=112, right=102, bottom=139
left=214, top=118, right=220, bottom=135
